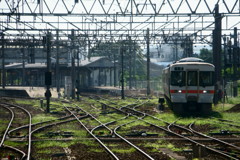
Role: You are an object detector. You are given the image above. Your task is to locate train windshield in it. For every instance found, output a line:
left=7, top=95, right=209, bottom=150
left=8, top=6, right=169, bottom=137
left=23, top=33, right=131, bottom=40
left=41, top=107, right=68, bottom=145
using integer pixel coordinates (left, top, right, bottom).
left=171, top=71, right=185, bottom=86
left=187, top=71, right=198, bottom=86
left=199, top=71, right=214, bottom=86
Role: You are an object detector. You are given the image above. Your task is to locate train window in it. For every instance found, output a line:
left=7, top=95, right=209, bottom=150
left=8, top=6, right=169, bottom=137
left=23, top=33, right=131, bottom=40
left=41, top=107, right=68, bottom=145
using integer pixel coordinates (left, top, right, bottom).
left=199, top=71, right=213, bottom=86
left=187, top=71, right=198, bottom=86
left=171, top=71, right=185, bottom=86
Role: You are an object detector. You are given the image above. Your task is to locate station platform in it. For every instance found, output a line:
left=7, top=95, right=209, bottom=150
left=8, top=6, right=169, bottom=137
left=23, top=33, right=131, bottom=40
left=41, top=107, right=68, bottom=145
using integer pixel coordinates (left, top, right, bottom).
left=0, top=86, right=152, bottom=98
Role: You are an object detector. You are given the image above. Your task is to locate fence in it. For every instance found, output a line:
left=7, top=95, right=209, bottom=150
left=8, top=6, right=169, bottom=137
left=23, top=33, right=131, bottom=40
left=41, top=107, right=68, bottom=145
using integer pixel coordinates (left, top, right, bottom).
left=126, top=80, right=162, bottom=92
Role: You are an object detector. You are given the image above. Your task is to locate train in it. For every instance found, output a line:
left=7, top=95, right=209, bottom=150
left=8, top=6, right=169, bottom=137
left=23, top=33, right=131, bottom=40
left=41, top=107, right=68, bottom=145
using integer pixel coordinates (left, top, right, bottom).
left=162, top=57, right=215, bottom=114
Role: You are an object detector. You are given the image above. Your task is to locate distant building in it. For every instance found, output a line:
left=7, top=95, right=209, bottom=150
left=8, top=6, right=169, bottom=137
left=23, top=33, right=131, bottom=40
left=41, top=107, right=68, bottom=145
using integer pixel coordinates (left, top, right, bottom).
left=4, top=57, right=118, bottom=88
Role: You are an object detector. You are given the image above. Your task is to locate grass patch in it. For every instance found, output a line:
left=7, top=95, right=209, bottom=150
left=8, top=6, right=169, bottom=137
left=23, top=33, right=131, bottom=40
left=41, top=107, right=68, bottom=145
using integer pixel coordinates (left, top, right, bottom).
left=97, top=114, right=124, bottom=123
left=155, top=113, right=177, bottom=123
left=88, top=148, right=105, bottom=153
left=144, top=140, right=186, bottom=153
left=226, top=96, right=240, bottom=104
left=36, top=149, right=53, bottom=154
left=80, top=140, right=99, bottom=147
left=15, top=99, right=37, bottom=106
left=143, top=117, right=166, bottom=126
left=32, top=114, right=57, bottom=124
left=121, top=120, right=149, bottom=129
left=4, top=140, right=27, bottom=147
left=35, top=141, right=76, bottom=149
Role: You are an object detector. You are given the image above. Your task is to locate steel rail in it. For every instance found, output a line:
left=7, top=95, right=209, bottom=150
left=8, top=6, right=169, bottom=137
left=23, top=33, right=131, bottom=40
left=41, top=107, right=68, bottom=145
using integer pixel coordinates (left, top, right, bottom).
left=86, top=96, right=240, bottom=159
left=90, top=98, right=156, bottom=159
left=74, top=98, right=156, bottom=159
left=114, top=120, right=155, bottom=160
left=209, top=119, right=240, bottom=128
left=8, top=114, right=73, bottom=138
left=62, top=103, right=120, bottom=160
left=167, top=122, right=239, bottom=160
left=127, top=101, right=240, bottom=160
left=0, top=104, right=14, bottom=147
left=105, top=97, right=239, bottom=160
left=30, top=115, right=88, bottom=135
left=72, top=104, right=114, bottom=135
left=3, top=103, right=32, bottom=160
left=118, top=106, right=238, bottom=160
left=189, top=121, right=240, bottom=151
left=3, top=145, right=26, bottom=160
left=212, top=117, right=240, bottom=125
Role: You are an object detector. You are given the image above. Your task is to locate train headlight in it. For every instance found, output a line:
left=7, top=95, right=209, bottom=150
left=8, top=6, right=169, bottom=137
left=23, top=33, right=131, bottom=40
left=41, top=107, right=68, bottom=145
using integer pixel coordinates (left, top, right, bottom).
left=178, top=90, right=182, bottom=93
left=203, top=90, right=207, bottom=93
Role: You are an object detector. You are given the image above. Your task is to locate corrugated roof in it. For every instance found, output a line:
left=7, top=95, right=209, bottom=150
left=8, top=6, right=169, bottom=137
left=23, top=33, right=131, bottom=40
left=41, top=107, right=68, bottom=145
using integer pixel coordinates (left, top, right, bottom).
left=5, top=57, right=113, bottom=69
left=5, top=63, right=47, bottom=69
left=67, top=56, right=113, bottom=67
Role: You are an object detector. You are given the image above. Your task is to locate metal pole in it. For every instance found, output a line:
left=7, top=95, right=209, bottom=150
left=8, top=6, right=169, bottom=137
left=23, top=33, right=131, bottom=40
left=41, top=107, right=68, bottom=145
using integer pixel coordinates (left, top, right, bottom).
left=233, top=27, right=238, bottom=97
left=114, top=48, right=116, bottom=87
left=129, top=36, right=132, bottom=89
left=213, top=4, right=222, bottom=104
left=56, top=30, right=60, bottom=96
left=223, top=35, right=227, bottom=78
left=71, top=29, right=75, bottom=99
left=121, top=46, right=125, bottom=99
left=146, top=28, right=150, bottom=96
left=45, top=31, right=52, bottom=113
left=175, top=39, right=178, bottom=60
left=133, top=43, right=136, bottom=88
left=1, top=33, right=5, bottom=89
left=76, top=46, right=80, bottom=101
left=22, top=45, right=25, bottom=86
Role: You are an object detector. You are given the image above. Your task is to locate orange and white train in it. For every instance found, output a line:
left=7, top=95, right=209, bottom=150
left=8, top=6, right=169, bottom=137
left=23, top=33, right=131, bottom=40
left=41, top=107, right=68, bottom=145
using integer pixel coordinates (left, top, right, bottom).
left=162, top=57, right=215, bottom=114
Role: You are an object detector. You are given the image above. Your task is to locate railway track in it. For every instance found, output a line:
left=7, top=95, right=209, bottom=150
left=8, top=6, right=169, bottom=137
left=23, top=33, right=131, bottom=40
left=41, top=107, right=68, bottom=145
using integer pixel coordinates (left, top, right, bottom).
left=62, top=100, right=158, bottom=160
left=82, top=97, right=172, bottom=159
left=92, top=96, right=240, bottom=159
left=0, top=102, right=32, bottom=160
left=1, top=96, right=240, bottom=159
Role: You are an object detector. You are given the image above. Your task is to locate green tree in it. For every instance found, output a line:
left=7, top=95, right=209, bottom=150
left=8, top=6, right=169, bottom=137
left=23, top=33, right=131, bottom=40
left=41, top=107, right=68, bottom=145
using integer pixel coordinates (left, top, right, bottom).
left=91, top=40, right=146, bottom=82
left=198, top=48, right=213, bottom=63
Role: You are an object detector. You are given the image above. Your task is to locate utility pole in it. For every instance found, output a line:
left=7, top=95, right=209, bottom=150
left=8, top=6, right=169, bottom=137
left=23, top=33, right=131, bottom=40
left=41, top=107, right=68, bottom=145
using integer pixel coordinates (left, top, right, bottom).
left=114, top=47, right=117, bottom=87
left=45, top=31, right=52, bottom=113
left=71, top=29, right=76, bottom=99
left=146, top=28, right=150, bottom=96
left=223, top=34, right=227, bottom=82
left=22, top=43, right=25, bottom=86
left=133, top=43, right=136, bottom=89
left=213, top=4, right=222, bottom=104
left=76, top=46, right=80, bottom=101
left=233, top=27, right=238, bottom=97
left=120, top=46, right=125, bottom=99
left=129, top=36, right=132, bottom=90
left=1, top=33, right=5, bottom=89
left=175, top=37, right=178, bottom=60
left=56, top=30, right=60, bottom=97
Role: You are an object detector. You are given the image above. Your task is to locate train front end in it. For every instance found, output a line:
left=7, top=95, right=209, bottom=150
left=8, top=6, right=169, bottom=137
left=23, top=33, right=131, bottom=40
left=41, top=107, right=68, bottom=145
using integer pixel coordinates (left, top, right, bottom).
left=165, top=58, right=215, bottom=114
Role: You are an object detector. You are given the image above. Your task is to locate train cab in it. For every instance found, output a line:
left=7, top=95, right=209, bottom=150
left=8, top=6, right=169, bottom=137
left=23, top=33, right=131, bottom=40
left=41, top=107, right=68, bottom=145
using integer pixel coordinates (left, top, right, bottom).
left=162, top=57, right=215, bottom=114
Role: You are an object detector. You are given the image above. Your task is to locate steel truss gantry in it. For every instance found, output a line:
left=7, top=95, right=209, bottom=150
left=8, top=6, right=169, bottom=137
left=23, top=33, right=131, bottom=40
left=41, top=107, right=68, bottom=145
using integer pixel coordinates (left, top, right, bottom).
left=0, top=0, right=240, bottom=45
